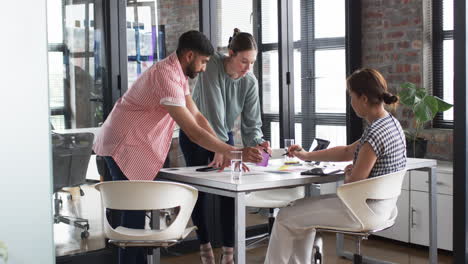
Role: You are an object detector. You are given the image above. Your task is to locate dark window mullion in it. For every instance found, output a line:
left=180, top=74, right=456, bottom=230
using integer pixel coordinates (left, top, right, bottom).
left=433, top=0, right=454, bottom=127
left=443, top=30, right=454, bottom=39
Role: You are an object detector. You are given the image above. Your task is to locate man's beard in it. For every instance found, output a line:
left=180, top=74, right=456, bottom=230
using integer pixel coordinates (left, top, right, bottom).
left=186, top=61, right=199, bottom=79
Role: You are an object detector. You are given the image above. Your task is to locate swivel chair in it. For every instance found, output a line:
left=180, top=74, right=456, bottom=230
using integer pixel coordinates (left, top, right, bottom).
left=95, top=181, right=198, bottom=263
left=52, top=132, right=94, bottom=239
left=244, top=149, right=305, bottom=248
left=313, top=170, right=407, bottom=264
left=245, top=140, right=330, bottom=249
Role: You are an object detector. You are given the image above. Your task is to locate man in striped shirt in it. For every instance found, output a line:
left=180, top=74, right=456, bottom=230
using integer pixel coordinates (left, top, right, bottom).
left=93, top=30, right=262, bottom=264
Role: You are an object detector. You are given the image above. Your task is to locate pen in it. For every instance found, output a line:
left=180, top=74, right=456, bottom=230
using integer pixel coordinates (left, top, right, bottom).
left=258, top=144, right=272, bottom=157
left=282, top=147, right=302, bottom=156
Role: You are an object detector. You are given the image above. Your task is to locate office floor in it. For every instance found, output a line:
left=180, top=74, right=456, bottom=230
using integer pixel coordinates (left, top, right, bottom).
left=54, top=184, right=453, bottom=263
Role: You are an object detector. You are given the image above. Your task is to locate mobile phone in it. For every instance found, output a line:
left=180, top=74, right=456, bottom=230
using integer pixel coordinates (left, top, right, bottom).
left=195, top=166, right=218, bottom=172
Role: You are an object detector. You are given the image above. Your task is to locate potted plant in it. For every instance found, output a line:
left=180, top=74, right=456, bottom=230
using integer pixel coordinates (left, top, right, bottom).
left=0, top=241, right=7, bottom=263
left=398, top=82, right=453, bottom=158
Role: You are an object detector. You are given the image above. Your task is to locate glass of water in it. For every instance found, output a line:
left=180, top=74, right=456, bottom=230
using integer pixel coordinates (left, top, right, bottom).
left=230, top=151, right=243, bottom=180
left=284, top=139, right=295, bottom=162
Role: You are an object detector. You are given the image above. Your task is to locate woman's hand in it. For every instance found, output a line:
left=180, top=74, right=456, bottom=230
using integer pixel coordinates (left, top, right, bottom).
left=344, top=164, right=354, bottom=183
left=242, top=147, right=263, bottom=163
left=287, top=145, right=308, bottom=160
left=257, top=141, right=272, bottom=155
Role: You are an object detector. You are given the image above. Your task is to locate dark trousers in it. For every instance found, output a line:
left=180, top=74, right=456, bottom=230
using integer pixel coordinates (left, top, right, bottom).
left=179, top=130, right=235, bottom=247
left=104, top=156, right=146, bottom=264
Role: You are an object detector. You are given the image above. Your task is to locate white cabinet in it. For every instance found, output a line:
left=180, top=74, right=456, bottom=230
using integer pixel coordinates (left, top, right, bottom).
left=410, top=191, right=430, bottom=246
left=437, top=194, right=453, bottom=251
left=320, top=181, right=339, bottom=195
left=376, top=166, right=453, bottom=251
left=410, top=191, right=453, bottom=251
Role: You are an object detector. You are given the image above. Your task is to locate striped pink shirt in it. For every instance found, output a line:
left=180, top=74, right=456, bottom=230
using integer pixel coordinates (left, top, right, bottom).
left=93, top=52, right=189, bottom=180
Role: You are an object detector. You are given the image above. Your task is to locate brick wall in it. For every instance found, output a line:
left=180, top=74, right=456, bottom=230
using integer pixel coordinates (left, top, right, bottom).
left=158, top=0, right=199, bottom=54
left=362, top=0, right=453, bottom=161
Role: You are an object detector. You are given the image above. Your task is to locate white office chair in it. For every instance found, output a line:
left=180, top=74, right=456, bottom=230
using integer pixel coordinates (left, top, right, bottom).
left=245, top=149, right=305, bottom=248
left=313, top=169, right=407, bottom=264
left=95, top=181, right=198, bottom=263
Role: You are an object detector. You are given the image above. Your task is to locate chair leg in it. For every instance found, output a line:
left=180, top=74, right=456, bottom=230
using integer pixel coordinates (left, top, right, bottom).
left=146, top=248, right=154, bottom=264
left=268, top=208, right=275, bottom=234
left=313, top=234, right=323, bottom=264
left=246, top=208, right=276, bottom=249
left=353, top=236, right=363, bottom=264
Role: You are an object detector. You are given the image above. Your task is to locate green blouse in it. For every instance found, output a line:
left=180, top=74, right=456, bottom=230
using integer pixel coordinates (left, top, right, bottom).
left=192, top=52, right=264, bottom=147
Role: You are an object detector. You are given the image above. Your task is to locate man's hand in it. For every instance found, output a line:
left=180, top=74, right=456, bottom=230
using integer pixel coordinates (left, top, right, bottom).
left=208, top=152, right=225, bottom=169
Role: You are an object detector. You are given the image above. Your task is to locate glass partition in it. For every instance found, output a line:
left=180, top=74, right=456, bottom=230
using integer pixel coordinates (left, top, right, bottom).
left=47, top=0, right=107, bottom=130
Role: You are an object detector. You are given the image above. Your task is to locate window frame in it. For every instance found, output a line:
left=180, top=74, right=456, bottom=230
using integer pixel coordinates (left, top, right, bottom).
left=256, top=0, right=348, bottom=149
left=433, top=0, right=454, bottom=128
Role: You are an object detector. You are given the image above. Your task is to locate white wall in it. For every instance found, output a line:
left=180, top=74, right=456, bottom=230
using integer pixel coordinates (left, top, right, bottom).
left=0, top=1, right=55, bottom=263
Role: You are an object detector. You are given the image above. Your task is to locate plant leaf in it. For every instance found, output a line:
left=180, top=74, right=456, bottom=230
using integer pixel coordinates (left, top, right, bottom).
left=423, top=96, right=439, bottom=119
left=398, top=82, right=417, bottom=106
left=414, top=98, right=433, bottom=123
left=433, top=96, right=453, bottom=112
left=415, top=87, right=427, bottom=99
left=400, top=82, right=416, bottom=91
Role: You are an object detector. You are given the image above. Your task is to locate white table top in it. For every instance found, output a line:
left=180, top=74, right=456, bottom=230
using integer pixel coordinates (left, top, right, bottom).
left=405, top=157, right=437, bottom=170
left=158, top=158, right=437, bottom=192
left=159, top=159, right=346, bottom=192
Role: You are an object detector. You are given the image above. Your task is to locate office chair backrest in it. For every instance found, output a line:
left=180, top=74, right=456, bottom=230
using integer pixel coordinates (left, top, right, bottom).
left=336, top=169, right=407, bottom=231
left=52, top=132, right=94, bottom=192
left=95, top=181, right=198, bottom=240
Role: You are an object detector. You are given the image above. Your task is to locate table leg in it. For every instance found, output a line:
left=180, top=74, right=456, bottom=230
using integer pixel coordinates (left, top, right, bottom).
left=336, top=233, right=345, bottom=257
left=428, top=166, right=438, bottom=264
left=234, top=192, right=246, bottom=264
left=151, top=210, right=161, bottom=264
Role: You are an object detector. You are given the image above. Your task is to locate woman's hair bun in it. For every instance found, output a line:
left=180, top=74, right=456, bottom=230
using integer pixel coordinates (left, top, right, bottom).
left=228, top=28, right=241, bottom=48
left=382, top=92, right=398, bottom=104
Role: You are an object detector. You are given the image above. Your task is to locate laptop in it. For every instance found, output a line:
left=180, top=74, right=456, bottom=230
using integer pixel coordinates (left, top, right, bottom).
left=306, top=138, right=330, bottom=163
left=308, top=138, right=330, bottom=152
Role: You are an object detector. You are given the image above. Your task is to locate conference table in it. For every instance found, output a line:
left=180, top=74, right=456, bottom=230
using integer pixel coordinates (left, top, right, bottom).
left=158, top=158, right=438, bottom=264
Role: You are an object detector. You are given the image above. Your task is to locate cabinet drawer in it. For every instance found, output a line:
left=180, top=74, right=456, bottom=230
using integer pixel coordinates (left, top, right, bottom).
left=410, top=191, right=453, bottom=251
left=410, top=171, right=453, bottom=195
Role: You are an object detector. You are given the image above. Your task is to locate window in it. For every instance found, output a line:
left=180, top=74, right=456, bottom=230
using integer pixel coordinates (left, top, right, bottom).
left=433, top=0, right=454, bottom=127
left=258, top=0, right=347, bottom=149
left=207, top=0, right=348, bottom=149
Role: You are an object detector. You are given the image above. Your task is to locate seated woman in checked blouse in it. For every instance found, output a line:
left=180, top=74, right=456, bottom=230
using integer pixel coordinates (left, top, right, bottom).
left=264, top=68, right=407, bottom=264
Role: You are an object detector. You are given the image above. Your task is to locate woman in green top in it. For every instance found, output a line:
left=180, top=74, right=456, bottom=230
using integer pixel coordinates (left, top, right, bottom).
left=179, top=29, right=270, bottom=264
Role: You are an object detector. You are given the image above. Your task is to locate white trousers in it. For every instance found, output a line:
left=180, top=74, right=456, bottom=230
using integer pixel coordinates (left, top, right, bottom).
left=264, top=194, right=361, bottom=264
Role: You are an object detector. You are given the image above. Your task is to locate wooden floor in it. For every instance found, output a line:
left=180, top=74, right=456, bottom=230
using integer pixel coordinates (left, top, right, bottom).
left=54, top=184, right=453, bottom=263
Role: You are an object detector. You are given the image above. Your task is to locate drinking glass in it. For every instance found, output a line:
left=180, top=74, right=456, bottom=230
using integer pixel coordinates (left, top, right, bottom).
left=284, top=139, right=295, bottom=162
left=230, top=151, right=243, bottom=180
